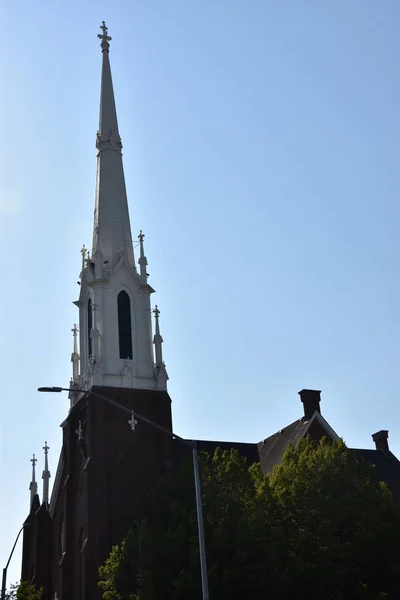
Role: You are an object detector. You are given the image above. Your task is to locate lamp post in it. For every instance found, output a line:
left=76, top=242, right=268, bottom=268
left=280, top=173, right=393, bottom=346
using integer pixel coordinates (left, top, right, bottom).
left=1, top=524, right=27, bottom=600
left=38, top=386, right=209, bottom=600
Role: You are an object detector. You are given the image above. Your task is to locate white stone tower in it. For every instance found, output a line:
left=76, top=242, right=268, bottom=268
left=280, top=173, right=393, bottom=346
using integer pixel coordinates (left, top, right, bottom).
left=71, top=22, right=167, bottom=403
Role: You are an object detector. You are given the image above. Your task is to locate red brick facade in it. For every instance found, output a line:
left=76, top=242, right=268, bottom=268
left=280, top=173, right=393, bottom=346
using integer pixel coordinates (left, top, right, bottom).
left=21, top=386, right=173, bottom=600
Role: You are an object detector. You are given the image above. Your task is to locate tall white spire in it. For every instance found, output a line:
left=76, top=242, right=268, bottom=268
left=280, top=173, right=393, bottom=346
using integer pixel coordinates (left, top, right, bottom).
left=92, top=21, right=134, bottom=268
left=29, top=454, right=38, bottom=507
left=42, top=442, right=51, bottom=505
left=73, top=23, right=168, bottom=395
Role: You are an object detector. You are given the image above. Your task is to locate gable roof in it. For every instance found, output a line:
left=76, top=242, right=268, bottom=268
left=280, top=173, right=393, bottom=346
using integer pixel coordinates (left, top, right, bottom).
left=258, top=411, right=339, bottom=474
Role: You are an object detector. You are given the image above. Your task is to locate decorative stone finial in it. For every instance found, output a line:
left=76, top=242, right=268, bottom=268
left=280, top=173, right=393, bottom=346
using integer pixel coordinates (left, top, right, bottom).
left=138, top=231, right=148, bottom=282
left=80, top=245, right=87, bottom=274
left=71, top=324, right=80, bottom=384
left=153, top=305, right=164, bottom=367
left=42, top=442, right=51, bottom=505
left=29, top=453, right=38, bottom=507
left=98, top=21, right=112, bottom=50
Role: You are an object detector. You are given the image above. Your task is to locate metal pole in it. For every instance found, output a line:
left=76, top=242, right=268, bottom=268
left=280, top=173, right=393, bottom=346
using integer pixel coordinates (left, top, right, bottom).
left=1, top=568, right=7, bottom=600
left=192, top=444, right=209, bottom=600
left=1, top=525, right=26, bottom=600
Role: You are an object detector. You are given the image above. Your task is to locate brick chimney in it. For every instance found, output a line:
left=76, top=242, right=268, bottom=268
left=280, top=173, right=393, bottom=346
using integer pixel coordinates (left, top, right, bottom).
left=372, top=430, right=389, bottom=454
left=299, top=389, right=321, bottom=421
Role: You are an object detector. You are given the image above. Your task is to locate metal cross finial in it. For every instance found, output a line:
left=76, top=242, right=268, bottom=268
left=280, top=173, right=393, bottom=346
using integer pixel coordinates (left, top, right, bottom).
left=138, top=230, right=145, bottom=242
left=43, top=441, right=49, bottom=455
left=98, top=21, right=112, bottom=46
left=76, top=420, right=84, bottom=440
left=128, top=411, right=138, bottom=431
left=100, top=21, right=108, bottom=37
left=31, top=454, right=37, bottom=467
left=153, top=305, right=160, bottom=318
left=72, top=324, right=78, bottom=337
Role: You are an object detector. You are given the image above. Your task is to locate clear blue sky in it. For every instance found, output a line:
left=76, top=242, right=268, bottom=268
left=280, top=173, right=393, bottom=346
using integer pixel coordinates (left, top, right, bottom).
left=1, top=0, right=399, bottom=587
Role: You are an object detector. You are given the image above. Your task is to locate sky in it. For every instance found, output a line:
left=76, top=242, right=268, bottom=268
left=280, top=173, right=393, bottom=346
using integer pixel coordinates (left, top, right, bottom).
left=1, top=0, right=400, bottom=588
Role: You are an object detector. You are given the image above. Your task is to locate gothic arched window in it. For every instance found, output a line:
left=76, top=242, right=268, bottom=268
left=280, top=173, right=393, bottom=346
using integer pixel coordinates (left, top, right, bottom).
left=118, top=291, right=133, bottom=359
left=87, top=298, right=93, bottom=359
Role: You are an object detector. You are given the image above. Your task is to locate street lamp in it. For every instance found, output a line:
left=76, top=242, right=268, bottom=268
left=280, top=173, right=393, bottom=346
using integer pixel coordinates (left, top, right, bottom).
left=38, top=386, right=209, bottom=600
left=1, top=524, right=29, bottom=600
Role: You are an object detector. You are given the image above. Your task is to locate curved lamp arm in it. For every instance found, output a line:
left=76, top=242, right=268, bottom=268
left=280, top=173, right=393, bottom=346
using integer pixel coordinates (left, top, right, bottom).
left=1, top=524, right=27, bottom=600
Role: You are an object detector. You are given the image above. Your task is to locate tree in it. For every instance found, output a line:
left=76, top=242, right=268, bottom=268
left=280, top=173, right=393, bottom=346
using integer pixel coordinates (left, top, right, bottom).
left=267, top=437, right=400, bottom=600
left=5, top=581, right=43, bottom=600
left=98, top=439, right=400, bottom=600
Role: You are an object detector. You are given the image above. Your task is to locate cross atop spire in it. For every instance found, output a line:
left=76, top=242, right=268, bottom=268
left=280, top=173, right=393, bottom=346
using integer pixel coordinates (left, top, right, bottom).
left=98, top=21, right=112, bottom=50
left=42, top=442, right=51, bottom=505
left=29, top=453, right=38, bottom=507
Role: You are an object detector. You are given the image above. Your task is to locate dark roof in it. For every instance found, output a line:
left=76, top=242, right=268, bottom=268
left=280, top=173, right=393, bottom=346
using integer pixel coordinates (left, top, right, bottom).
left=349, top=448, right=400, bottom=500
left=172, top=438, right=259, bottom=466
left=196, top=439, right=259, bottom=465
left=258, top=418, right=308, bottom=474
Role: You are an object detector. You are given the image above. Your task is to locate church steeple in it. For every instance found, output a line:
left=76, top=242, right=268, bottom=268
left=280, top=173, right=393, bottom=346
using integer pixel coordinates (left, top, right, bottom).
left=92, top=20, right=134, bottom=268
left=73, top=23, right=167, bottom=395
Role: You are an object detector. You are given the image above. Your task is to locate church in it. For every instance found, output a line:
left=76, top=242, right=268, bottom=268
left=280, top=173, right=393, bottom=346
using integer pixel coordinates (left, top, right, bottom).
left=20, top=23, right=400, bottom=600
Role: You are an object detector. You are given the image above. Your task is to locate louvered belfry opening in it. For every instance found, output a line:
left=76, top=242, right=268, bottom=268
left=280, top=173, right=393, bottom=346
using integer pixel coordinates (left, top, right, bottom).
left=87, top=298, right=93, bottom=359
left=118, top=291, right=133, bottom=359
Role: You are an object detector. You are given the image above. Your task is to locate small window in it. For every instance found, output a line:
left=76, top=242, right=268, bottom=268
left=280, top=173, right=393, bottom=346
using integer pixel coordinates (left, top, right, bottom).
left=87, top=298, right=93, bottom=359
left=118, top=291, right=133, bottom=359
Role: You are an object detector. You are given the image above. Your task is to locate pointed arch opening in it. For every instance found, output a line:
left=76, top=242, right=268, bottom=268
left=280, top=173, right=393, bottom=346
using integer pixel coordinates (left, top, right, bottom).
left=118, top=291, right=133, bottom=359
left=87, top=298, right=93, bottom=360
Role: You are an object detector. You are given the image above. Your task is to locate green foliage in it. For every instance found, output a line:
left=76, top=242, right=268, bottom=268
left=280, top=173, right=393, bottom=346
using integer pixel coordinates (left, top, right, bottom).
left=99, top=438, right=400, bottom=600
left=6, top=581, right=43, bottom=600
